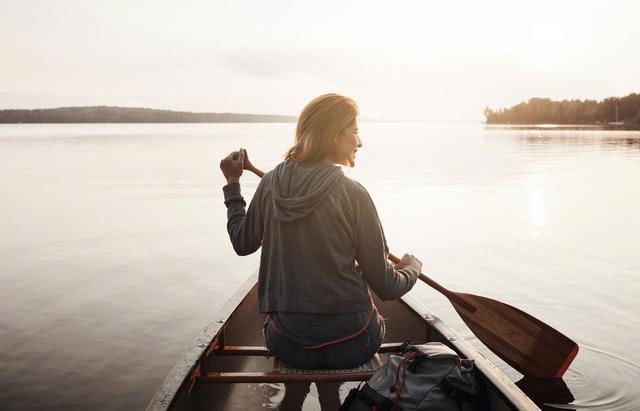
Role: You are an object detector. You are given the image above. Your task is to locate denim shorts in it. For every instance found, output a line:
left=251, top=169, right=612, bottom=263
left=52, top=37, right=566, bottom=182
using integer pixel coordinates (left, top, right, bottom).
left=264, top=314, right=385, bottom=369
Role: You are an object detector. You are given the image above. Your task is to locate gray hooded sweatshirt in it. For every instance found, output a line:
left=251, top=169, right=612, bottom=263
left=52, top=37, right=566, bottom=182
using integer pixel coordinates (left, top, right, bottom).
left=223, top=159, right=418, bottom=315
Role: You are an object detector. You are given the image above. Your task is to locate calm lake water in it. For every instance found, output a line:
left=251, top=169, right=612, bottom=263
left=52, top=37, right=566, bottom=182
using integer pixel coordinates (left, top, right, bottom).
left=1, top=123, right=639, bottom=410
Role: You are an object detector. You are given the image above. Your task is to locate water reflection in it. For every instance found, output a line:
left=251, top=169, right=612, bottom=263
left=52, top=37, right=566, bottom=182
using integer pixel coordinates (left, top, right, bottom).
left=485, top=124, right=640, bottom=132
left=520, top=134, right=640, bottom=149
left=485, top=124, right=604, bottom=131
left=602, top=137, right=640, bottom=149
left=484, top=125, right=640, bottom=152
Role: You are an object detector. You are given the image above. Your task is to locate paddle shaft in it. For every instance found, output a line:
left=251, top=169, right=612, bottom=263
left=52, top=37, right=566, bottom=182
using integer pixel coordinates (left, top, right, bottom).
left=245, top=164, right=265, bottom=178
left=388, top=253, right=476, bottom=312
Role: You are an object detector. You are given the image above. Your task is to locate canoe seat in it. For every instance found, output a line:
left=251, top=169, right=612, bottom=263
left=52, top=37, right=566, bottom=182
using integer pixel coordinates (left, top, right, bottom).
left=197, top=353, right=382, bottom=384
left=277, top=358, right=378, bottom=375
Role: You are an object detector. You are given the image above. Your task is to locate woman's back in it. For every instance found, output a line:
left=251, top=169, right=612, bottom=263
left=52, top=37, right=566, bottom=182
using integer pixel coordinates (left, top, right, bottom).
left=224, top=158, right=419, bottom=314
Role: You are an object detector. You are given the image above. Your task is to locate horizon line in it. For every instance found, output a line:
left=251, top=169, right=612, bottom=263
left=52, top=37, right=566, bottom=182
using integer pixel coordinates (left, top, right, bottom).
left=0, top=104, right=482, bottom=123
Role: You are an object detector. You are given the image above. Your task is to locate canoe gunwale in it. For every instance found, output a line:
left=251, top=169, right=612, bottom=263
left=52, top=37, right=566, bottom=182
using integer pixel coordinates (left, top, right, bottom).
left=146, top=270, right=540, bottom=411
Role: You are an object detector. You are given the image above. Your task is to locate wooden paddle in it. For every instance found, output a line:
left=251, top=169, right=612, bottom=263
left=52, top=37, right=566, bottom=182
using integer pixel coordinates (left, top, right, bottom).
left=235, top=153, right=579, bottom=377
left=387, top=253, right=578, bottom=378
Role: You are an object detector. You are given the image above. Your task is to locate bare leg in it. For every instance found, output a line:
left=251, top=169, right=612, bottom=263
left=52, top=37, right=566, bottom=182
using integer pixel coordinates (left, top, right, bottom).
left=317, top=382, right=342, bottom=410
left=279, top=382, right=311, bottom=411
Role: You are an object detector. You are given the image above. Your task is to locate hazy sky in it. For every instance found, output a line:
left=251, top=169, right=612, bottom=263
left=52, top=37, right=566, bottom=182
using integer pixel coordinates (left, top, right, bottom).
left=2, top=0, right=639, bottom=120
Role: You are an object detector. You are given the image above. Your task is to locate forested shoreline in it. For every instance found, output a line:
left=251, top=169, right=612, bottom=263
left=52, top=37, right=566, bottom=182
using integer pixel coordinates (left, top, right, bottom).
left=484, top=93, right=640, bottom=126
left=0, top=106, right=296, bottom=123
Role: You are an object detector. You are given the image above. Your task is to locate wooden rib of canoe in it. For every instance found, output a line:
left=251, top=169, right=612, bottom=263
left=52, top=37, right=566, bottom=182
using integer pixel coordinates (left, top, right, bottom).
left=146, top=271, right=541, bottom=410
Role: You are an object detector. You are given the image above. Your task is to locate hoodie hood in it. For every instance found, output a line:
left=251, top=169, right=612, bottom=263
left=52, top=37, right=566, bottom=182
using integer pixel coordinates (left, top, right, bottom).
left=271, top=160, right=344, bottom=222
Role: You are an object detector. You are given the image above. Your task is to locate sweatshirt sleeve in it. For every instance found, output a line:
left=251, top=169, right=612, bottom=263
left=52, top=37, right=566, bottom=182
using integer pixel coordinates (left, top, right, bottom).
left=354, top=185, right=419, bottom=300
left=222, top=181, right=264, bottom=256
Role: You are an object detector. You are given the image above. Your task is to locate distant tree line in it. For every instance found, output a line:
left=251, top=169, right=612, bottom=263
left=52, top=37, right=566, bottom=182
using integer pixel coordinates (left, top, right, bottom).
left=484, top=93, right=640, bottom=125
left=0, top=106, right=297, bottom=123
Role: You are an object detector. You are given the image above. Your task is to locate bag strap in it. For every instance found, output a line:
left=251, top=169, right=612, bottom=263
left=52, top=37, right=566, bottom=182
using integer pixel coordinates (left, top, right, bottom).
left=390, top=351, right=417, bottom=411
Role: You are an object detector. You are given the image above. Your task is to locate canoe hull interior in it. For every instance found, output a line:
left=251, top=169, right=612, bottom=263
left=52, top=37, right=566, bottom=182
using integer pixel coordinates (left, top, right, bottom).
left=147, top=273, right=540, bottom=411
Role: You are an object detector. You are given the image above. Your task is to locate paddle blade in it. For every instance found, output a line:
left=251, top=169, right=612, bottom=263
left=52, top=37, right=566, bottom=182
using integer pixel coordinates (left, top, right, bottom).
left=451, top=293, right=579, bottom=377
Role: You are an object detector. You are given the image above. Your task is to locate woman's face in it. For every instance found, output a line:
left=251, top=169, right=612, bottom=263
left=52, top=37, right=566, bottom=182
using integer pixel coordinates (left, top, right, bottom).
left=335, top=119, right=362, bottom=167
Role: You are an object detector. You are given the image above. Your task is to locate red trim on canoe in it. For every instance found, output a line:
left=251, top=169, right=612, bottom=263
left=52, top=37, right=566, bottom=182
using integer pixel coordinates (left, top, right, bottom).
left=554, top=343, right=579, bottom=378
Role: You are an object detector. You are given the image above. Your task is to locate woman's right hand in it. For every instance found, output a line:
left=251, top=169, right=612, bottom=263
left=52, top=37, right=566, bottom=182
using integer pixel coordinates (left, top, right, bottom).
left=394, top=253, right=422, bottom=273
left=220, top=148, right=244, bottom=184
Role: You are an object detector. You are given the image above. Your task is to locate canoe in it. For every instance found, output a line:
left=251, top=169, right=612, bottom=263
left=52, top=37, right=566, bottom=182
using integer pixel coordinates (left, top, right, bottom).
left=146, top=271, right=541, bottom=410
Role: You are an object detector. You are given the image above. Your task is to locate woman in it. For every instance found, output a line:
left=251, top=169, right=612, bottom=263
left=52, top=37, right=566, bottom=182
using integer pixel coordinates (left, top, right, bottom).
left=219, top=93, right=422, bottom=409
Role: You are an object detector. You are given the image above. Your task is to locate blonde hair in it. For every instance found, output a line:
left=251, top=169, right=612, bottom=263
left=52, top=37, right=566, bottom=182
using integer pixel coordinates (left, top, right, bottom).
left=285, top=93, right=359, bottom=164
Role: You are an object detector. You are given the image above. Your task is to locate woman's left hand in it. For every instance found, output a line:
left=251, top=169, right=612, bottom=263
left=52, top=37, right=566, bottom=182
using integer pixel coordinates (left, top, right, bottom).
left=220, top=148, right=245, bottom=184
